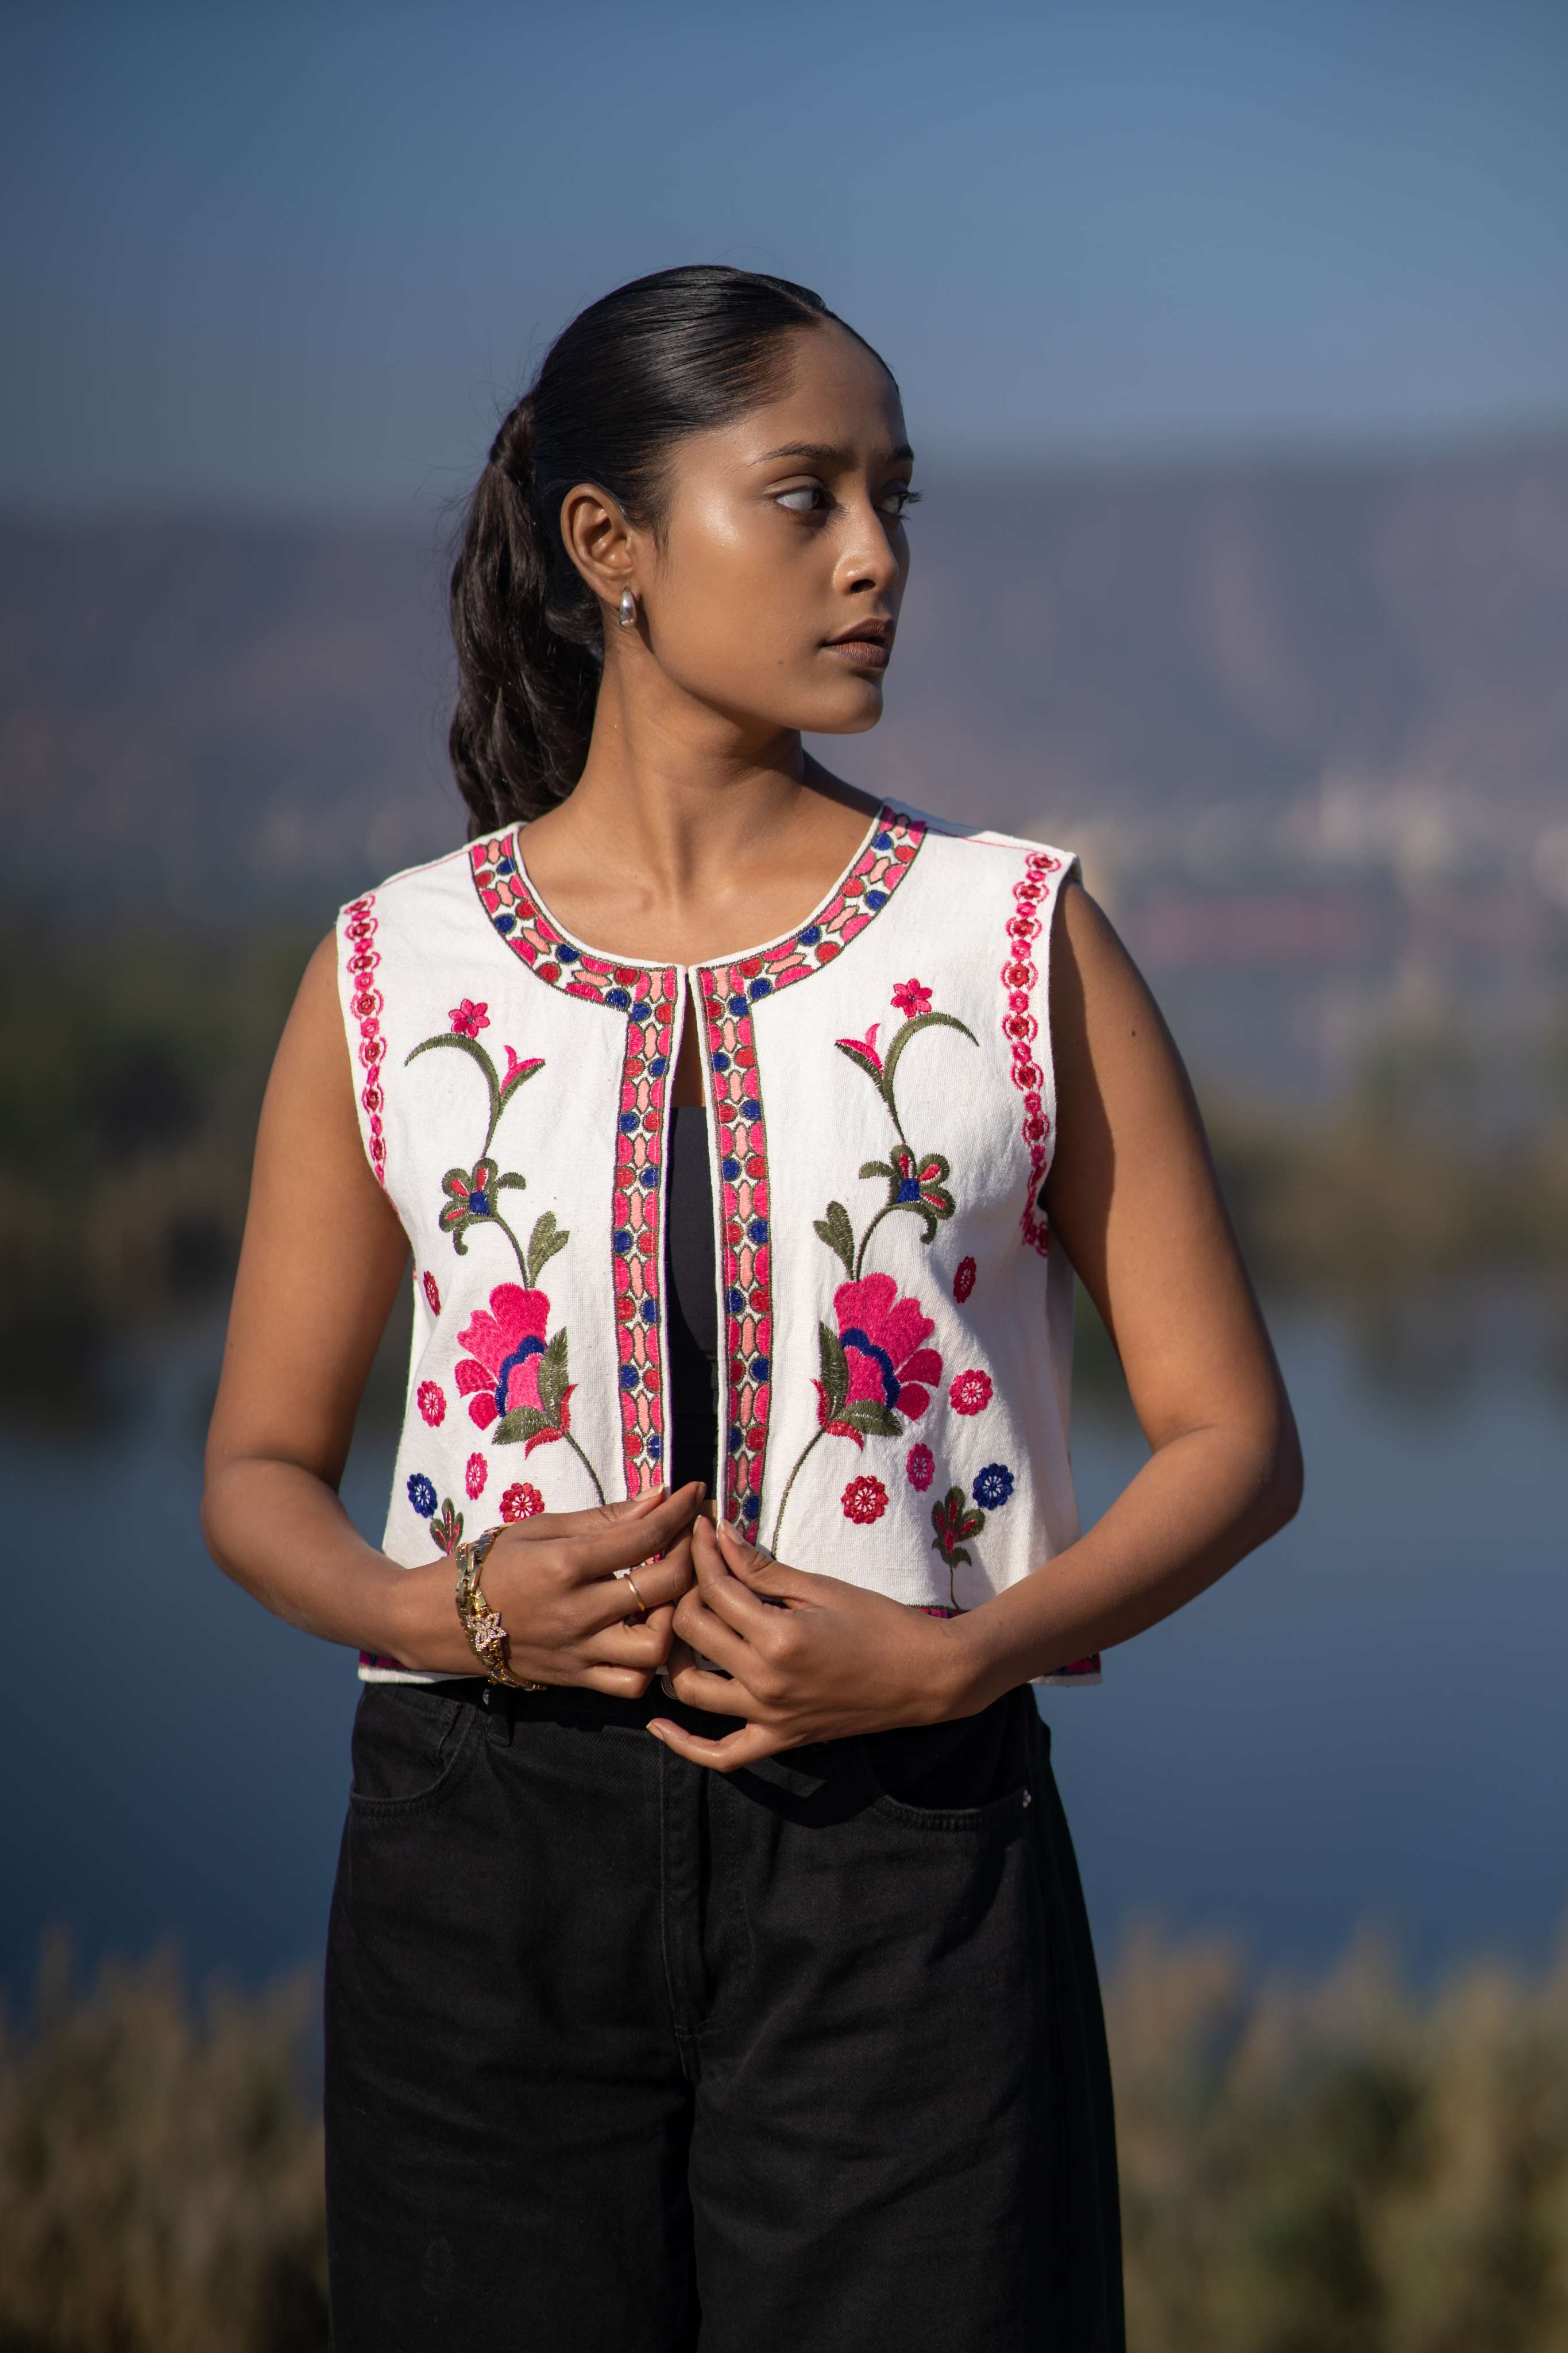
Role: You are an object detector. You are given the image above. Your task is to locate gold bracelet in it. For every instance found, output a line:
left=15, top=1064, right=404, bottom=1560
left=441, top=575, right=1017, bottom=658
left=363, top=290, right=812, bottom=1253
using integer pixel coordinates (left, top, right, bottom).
left=454, top=1525, right=546, bottom=1690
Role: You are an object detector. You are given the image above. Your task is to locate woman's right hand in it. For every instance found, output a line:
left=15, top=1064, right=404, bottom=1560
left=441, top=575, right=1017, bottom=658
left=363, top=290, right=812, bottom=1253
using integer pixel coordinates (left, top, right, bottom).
left=387, top=1483, right=704, bottom=1696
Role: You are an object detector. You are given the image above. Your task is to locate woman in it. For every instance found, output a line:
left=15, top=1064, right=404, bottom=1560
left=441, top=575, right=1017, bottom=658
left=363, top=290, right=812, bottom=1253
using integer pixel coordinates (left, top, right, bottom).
left=203, top=264, right=1301, bottom=2351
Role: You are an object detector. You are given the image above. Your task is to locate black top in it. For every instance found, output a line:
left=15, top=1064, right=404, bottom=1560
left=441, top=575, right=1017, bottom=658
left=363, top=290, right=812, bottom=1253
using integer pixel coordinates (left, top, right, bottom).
left=665, top=1105, right=719, bottom=1492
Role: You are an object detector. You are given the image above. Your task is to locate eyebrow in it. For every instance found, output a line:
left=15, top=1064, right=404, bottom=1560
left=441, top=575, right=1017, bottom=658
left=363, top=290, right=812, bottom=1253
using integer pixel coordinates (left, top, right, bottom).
left=750, top=440, right=916, bottom=467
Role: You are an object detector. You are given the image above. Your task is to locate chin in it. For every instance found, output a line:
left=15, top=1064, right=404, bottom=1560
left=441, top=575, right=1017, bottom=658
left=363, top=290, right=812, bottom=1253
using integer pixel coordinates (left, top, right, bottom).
left=796, top=684, right=887, bottom=737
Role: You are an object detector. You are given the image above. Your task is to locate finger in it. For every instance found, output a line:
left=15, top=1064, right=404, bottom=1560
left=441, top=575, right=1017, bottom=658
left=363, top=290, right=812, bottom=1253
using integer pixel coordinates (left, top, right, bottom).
left=576, top=1543, right=695, bottom=1635
left=646, top=1717, right=786, bottom=1773
left=581, top=1617, right=673, bottom=1669
left=713, top=1517, right=815, bottom=1600
left=666, top=1661, right=766, bottom=1719
left=689, top=1519, right=790, bottom=1640
left=577, top=1662, right=655, bottom=1699
left=670, top=1588, right=754, bottom=1676
left=545, top=1486, right=707, bottom=1582
left=505, top=1485, right=684, bottom=1544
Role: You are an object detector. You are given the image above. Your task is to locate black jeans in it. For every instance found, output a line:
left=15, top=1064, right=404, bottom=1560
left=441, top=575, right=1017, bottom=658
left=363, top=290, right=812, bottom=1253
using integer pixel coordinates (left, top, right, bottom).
left=324, top=1677, right=1123, bottom=2351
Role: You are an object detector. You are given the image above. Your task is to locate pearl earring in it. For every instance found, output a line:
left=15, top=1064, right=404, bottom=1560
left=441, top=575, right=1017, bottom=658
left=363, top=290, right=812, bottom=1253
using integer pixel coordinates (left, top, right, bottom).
left=617, top=588, right=637, bottom=628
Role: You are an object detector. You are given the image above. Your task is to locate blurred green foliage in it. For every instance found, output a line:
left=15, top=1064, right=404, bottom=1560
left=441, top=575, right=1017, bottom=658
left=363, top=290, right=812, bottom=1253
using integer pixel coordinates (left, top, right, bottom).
left=6, top=1923, right=1567, bottom=2351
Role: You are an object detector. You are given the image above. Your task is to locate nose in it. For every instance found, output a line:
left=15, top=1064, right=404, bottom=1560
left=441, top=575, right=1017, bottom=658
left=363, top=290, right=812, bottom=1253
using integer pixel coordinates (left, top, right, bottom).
left=833, top=492, right=906, bottom=600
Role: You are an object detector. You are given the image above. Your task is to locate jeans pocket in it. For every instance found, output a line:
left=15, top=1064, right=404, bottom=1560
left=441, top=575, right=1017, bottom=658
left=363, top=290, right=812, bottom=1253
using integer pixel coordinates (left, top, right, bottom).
left=856, top=1692, right=1036, bottom=1833
left=348, top=1681, right=481, bottom=1814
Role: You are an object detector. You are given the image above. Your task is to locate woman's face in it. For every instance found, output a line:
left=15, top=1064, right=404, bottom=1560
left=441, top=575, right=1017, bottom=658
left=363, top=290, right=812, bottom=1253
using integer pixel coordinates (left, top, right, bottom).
left=613, top=323, right=916, bottom=738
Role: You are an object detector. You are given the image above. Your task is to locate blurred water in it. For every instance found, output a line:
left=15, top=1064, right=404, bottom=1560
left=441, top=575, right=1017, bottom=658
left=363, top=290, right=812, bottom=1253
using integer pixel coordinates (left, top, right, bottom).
left=3, top=1285, right=1563, bottom=2006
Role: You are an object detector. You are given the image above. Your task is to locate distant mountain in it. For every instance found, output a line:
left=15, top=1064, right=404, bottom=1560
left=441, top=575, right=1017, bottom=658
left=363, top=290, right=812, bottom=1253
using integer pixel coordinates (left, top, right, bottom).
left=3, top=430, right=1566, bottom=931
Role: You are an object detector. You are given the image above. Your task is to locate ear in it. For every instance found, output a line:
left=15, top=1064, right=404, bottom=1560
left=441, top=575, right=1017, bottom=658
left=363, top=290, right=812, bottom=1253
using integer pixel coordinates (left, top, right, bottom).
left=557, top=480, right=641, bottom=615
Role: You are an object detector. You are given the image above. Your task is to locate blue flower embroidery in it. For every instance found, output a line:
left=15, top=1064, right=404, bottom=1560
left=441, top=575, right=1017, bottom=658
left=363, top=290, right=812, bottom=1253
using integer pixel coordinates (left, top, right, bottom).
left=972, top=1463, right=1014, bottom=1511
left=407, top=1472, right=438, bottom=1518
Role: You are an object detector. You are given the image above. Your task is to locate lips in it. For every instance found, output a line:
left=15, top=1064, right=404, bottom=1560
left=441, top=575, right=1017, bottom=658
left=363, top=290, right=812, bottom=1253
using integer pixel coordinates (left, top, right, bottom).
left=822, top=620, right=893, bottom=670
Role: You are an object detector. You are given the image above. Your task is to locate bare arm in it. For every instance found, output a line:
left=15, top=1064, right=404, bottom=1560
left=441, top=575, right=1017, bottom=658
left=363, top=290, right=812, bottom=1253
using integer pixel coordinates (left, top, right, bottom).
left=201, top=934, right=700, bottom=1689
left=651, top=875, right=1304, bottom=1770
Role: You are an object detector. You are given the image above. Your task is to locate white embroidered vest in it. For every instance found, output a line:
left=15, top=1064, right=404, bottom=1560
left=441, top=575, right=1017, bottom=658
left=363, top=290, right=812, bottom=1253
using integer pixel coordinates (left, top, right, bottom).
left=336, top=801, right=1099, bottom=1687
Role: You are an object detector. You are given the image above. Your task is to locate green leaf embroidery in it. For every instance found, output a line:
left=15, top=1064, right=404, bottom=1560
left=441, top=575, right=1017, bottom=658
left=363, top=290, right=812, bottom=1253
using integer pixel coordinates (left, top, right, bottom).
left=813, top=1200, right=856, bottom=1278
left=817, top=1321, right=849, bottom=1422
left=536, top=1328, right=570, bottom=1417
left=493, top=1405, right=555, bottom=1447
left=880, top=1010, right=978, bottom=1109
left=526, top=1211, right=570, bottom=1287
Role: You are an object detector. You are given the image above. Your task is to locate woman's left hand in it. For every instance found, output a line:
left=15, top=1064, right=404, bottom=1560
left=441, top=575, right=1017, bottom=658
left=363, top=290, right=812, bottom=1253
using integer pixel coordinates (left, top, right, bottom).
left=650, top=1514, right=979, bottom=1770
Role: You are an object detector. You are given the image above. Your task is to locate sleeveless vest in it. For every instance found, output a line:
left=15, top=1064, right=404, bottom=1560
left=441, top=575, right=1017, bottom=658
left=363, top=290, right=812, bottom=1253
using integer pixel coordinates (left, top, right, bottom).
left=336, top=801, right=1100, bottom=1688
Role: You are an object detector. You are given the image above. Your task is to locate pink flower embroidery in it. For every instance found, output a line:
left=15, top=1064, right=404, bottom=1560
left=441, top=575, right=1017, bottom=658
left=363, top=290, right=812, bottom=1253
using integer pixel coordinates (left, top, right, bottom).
left=500, top=1482, right=544, bottom=1522
left=841, top=1474, right=888, bottom=1526
left=949, top=1368, right=993, bottom=1416
left=953, top=1256, right=976, bottom=1304
left=416, top=1380, right=446, bottom=1428
left=833, top=1021, right=883, bottom=1079
left=449, top=998, right=490, bottom=1038
left=891, top=978, right=932, bottom=1019
left=816, top=1273, right=943, bottom=1443
left=503, top=1043, right=543, bottom=1087
left=465, top=1451, right=488, bottom=1500
left=422, top=1271, right=442, bottom=1316
left=455, top=1282, right=573, bottom=1449
left=906, top=1442, right=934, bottom=1491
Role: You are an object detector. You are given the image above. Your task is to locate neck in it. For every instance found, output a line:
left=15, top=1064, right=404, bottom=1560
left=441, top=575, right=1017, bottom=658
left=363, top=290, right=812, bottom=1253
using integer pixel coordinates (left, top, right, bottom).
left=553, top=660, right=830, bottom=900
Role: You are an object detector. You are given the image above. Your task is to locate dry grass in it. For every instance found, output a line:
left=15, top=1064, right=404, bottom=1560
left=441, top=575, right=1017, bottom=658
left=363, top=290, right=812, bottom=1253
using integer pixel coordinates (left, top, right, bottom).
left=7, top=1923, right=1568, bottom=2349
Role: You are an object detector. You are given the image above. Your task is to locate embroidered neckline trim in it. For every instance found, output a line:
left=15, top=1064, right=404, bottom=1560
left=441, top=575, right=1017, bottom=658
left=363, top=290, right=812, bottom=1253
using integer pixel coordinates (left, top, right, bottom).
left=484, top=798, right=914, bottom=979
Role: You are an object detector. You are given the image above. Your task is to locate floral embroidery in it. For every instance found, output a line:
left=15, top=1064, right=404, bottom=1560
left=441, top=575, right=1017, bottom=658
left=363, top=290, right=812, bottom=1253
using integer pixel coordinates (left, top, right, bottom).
left=422, top=1271, right=442, bottom=1316
left=770, top=1274, right=940, bottom=1548
left=906, top=1441, right=934, bottom=1491
left=407, top=1472, right=437, bottom=1518
left=429, top=1498, right=464, bottom=1554
left=972, top=1461, right=1014, bottom=1510
left=953, top=1255, right=976, bottom=1303
left=930, top=1482, right=986, bottom=1608
left=949, top=1368, right=992, bottom=1416
left=1002, top=849, right=1064, bottom=1256
left=697, top=811, right=928, bottom=1530
left=815, top=979, right=976, bottom=1275
left=841, top=1474, right=888, bottom=1525
left=473, top=807, right=926, bottom=1523
left=468, top=836, right=681, bottom=1500
left=454, top=1267, right=603, bottom=1498
left=500, top=1481, right=543, bottom=1522
left=405, top=1019, right=543, bottom=1275
left=465, top=1451, right=488, bottom=1500
left=416, top=1381, right=445, bottom=1428
left=439, top=1155, right=526, bottom=1248
left=342, top=894, right=387, bottom=1187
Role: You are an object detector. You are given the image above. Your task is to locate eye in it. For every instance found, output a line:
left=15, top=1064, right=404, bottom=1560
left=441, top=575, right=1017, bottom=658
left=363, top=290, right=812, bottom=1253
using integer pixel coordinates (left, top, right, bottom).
left=880, top=485, right=921, bottom=520
left=773, top=483, right=830, bottom=515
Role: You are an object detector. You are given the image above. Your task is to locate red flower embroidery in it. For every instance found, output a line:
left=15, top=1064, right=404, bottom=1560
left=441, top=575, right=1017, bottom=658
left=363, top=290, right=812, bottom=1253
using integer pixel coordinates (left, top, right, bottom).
left=953, top=1256, right=976, bottom=1303
left=500, top=1482, right=544, bottom=1522
left=949, top=1368, right=993, bottom=1416
left=841, top=1474, right=888, bottom=1525
left=455, top=1283, right=573, bottom=1450
left=422, top=1272, right=442, bottom=1316
left=816, top=1274, right=943, bottom=1442
left=906, top=1442, right=934, bottom=1491
left=891, top=978, right=932, bottom=1019
left=416, top=1380, right=446, bottom=1428
left=449, top=998, right=490, bottom=1037
left=832, top=1021, right=883, bottom=1080
left=465, top=1451, right=488, bottom=1500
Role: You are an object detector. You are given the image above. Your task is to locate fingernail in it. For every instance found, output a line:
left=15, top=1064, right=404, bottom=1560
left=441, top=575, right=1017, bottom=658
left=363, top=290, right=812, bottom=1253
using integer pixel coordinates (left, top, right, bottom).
left=658, top=1669, right=675, bottom=1699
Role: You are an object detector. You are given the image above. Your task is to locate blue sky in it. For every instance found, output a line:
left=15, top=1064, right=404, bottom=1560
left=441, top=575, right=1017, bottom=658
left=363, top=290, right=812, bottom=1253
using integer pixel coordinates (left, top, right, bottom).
left=4, top=0, right=1565, bottom=511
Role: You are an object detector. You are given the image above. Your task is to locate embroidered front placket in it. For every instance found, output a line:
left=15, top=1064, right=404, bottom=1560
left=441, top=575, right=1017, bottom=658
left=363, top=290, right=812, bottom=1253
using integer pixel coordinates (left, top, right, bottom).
left=338, top=801, right=1100, bottom=1686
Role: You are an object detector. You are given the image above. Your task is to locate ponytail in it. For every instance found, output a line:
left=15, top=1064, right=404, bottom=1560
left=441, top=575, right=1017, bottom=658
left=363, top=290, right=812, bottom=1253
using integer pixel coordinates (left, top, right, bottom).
left=446, top=264, right=895, bottom=835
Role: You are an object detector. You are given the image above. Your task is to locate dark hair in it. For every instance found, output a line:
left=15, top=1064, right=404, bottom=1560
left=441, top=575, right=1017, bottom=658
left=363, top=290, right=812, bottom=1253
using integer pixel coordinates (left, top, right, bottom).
left=447, top=263, right=893, bottom=834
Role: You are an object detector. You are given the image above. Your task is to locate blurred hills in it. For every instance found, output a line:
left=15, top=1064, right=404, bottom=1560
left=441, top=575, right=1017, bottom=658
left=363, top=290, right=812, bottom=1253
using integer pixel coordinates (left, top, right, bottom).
left=3, top=427, right=1566, bottom=944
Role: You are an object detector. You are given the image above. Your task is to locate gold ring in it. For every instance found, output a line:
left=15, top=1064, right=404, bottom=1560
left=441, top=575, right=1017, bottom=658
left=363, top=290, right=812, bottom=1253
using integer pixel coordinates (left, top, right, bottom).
left=616, top=1567, right=649, bottom=1622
